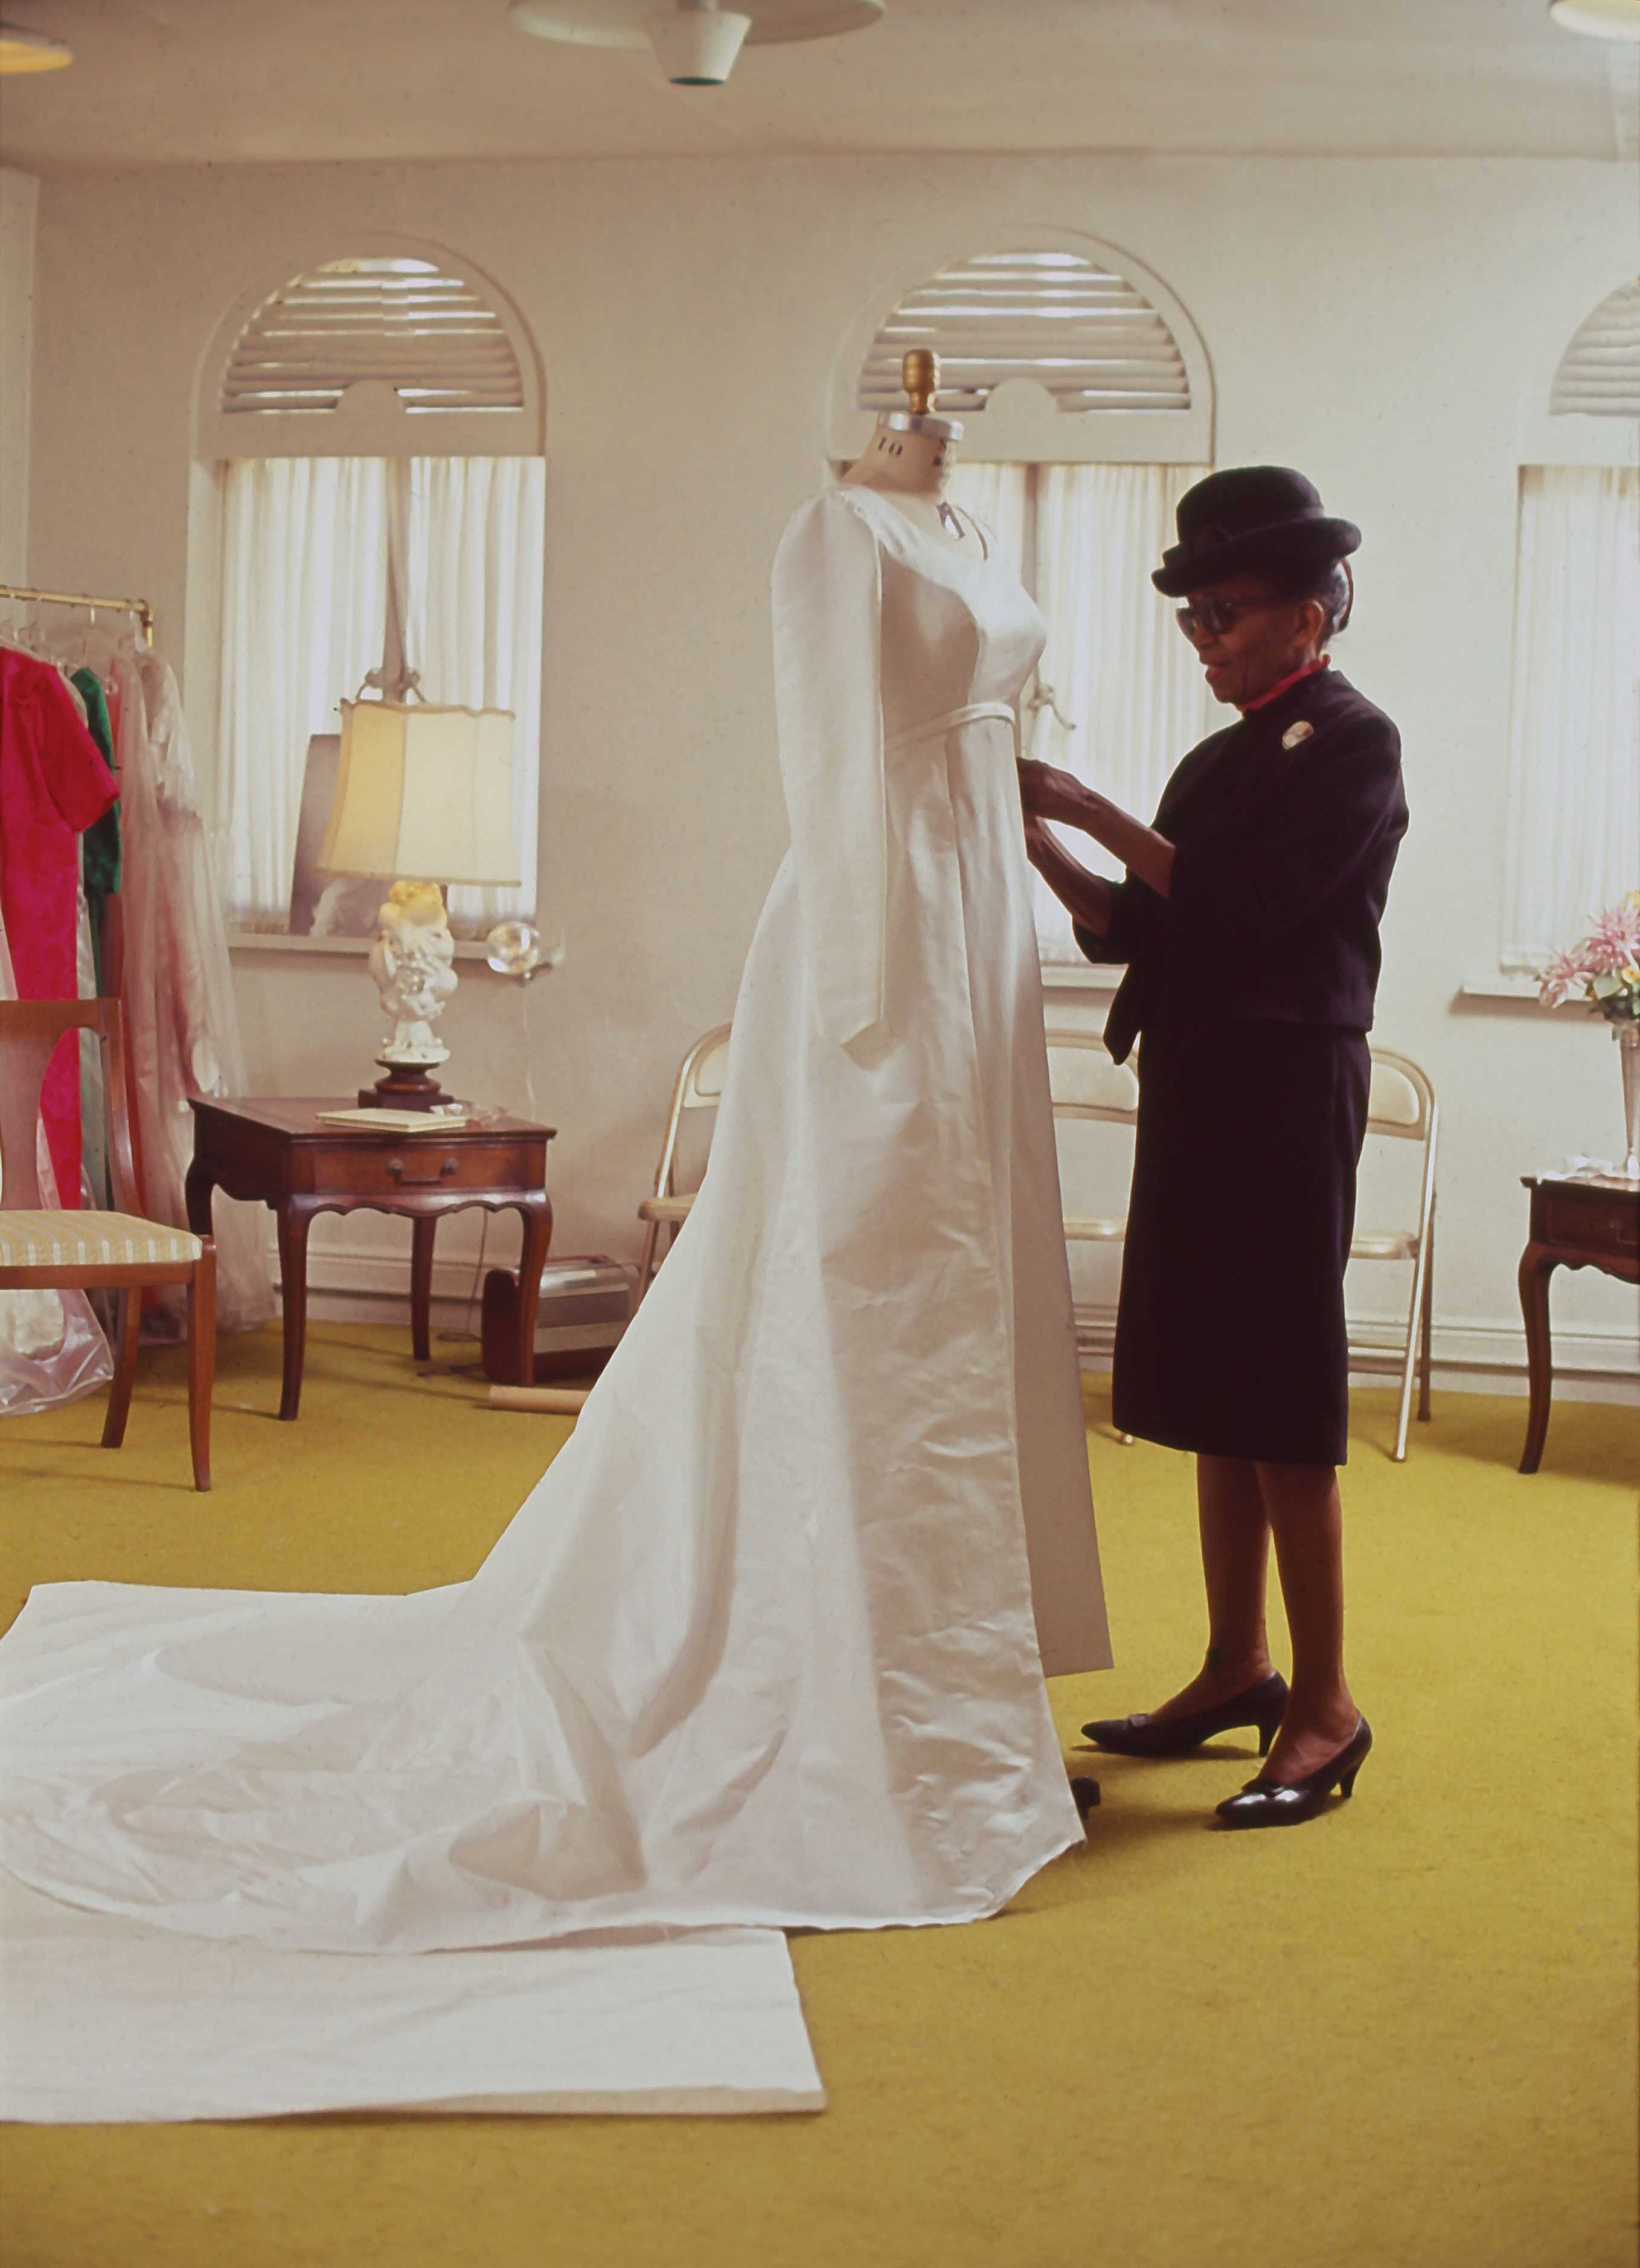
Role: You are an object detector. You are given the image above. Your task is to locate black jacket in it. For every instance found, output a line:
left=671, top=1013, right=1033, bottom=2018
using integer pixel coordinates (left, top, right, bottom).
left=1075, top=668, right=1408, bottom=1064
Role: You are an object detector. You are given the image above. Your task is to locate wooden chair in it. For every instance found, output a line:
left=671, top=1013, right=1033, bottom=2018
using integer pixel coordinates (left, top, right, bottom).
left=635, top=1024, right=732, bottom=1304
left=0, top=999, right=216, bottom=1488
left=1348, top=1046, right=1438, bottom=1463
left=1045, top=1029, right=1140, bottom=1444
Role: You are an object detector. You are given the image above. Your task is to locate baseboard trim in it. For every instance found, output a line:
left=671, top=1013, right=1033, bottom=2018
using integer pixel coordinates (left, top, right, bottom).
left=278, top=1240, right=1638, bottom=1402
left=1072, top=1303, right=1639, bottom=1402
left=266, top=1235, right=632, bottom=1333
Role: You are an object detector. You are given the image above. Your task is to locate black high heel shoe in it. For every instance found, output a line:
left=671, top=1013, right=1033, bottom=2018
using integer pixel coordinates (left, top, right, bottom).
left=1213, top=1715, right=1372, bottom=1830
left=1080, top=1671, right=1289, bottom=1759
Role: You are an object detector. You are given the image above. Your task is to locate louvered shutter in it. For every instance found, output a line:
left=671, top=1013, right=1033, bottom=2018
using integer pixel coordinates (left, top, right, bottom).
left=201, top=254, right=541, bottom=457
left=831, top=240, right=1211, bottom=464
left=1551, top=279, right=1640, bottom=419
left=857, top=251, right=1191, bottom=417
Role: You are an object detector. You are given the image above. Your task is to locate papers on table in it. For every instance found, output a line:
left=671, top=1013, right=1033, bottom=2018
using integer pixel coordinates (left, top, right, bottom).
left=312, top=1107, right=480, bottom=1132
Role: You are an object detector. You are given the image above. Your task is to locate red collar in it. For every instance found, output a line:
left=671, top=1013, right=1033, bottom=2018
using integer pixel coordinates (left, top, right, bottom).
left=1238, top=657, right=1330, bottom=715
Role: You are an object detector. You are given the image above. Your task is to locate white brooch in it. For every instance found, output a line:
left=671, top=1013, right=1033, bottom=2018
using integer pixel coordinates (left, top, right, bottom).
left=1281, top=721, right=1314, bottom=750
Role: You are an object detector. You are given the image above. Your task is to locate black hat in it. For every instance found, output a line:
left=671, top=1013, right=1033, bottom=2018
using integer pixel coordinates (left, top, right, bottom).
left=1152, top=466, right=1360, bottom=597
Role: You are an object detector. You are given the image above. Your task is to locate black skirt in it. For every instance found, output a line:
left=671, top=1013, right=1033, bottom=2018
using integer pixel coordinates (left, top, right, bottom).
left=1111, top=1019, right=1371, bottom=1466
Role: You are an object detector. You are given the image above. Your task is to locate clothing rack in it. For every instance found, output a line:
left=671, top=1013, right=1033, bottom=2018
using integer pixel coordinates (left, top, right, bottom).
left=0, top=582, right=154, bottom=647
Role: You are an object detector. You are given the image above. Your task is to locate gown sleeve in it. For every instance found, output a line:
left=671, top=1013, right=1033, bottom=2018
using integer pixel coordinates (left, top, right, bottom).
left=771, top=492, right=888, bottom=1052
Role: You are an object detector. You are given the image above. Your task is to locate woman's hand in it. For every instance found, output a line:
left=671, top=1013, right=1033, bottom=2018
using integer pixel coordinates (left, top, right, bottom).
left=1021, top=812, right=1115, bottom=937
left=1018, top=760, right=1093, bottom=829
left=1022, top=761, right=1176, bottom=902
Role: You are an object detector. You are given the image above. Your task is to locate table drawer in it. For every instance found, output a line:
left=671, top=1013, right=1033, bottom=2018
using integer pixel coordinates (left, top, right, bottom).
left=308, top=1141, right=543, bottom=1198
left=1539, top=1186, right=1640, bottom=1254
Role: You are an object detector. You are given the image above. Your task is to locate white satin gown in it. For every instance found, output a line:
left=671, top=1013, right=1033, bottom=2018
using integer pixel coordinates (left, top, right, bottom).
left=0, top=484, right=1111, bottom=1955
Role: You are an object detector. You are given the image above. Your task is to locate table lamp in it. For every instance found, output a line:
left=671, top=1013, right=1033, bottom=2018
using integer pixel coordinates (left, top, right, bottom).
left=318, top=696, right=521, bottom=1110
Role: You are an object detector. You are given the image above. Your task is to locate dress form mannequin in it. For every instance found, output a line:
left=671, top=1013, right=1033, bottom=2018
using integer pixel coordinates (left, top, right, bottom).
left=841, top=350, right=979, bottom=551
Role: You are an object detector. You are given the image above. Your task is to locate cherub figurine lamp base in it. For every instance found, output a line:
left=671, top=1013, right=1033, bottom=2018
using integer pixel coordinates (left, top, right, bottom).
left=317, top=697, right=521, bottom=1110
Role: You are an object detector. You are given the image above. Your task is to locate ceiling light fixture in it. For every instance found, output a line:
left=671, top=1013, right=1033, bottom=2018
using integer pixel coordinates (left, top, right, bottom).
left=646, top=2, right=751, bottom=84
left=1548, top=0, right=1640, bottom=39
left=0, top=20, right=73, bottom=72
left=508, top=0, right=885, bottom=87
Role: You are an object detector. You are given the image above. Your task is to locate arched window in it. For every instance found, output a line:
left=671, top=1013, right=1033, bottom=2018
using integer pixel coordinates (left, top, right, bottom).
left=194, top=245, right=546, bottom=942
left=833, top=237, right=1211, bottom=465
left=834, top=234, right=1214, bottom=966
left=1550, top=277, right=1640, bottom=420
left=1501, top=277, right=1639, bottom=972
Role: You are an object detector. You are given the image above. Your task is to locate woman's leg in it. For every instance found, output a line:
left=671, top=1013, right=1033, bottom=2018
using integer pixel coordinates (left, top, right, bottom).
left=1148, top=1454, right=1275, bottom=1719
left=1254, top=1460, right=1360, bottom=1780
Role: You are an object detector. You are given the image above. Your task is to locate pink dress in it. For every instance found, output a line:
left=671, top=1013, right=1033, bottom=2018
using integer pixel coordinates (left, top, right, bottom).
left=0, top=650, right=117, bottom=1204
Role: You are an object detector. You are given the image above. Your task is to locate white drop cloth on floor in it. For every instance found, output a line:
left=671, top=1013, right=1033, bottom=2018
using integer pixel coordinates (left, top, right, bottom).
left=0, top=1872, right=822, bottom=2121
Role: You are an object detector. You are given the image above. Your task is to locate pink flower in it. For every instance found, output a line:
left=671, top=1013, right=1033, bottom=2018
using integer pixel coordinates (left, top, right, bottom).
left=1540, top=899, right=1640, bottom=1006
left=1584, top=904, right=1640, bottom=975
left=1538, top=947, right=1584, bottom=1007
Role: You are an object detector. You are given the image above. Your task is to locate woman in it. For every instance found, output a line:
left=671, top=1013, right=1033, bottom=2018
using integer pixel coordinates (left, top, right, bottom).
left=1019, top=466, right=1407, bottom=1830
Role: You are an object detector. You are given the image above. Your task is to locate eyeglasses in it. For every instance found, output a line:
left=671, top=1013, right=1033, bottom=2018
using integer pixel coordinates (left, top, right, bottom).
left=1174, top=596, right=1289, bottom=642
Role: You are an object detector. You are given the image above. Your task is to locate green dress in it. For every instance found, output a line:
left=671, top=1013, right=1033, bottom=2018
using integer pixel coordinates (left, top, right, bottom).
left=71, top=667, right=121, bottom=1209
left=72, top=667, right=121, bottom=991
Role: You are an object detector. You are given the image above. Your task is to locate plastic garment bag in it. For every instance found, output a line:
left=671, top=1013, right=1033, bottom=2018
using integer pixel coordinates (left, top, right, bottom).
left=88, top=637, right=273, bottom=1337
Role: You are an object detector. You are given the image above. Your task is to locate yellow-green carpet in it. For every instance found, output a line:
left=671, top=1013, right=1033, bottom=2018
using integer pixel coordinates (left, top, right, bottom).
left=1, top=1324, right=1635, bottom=2268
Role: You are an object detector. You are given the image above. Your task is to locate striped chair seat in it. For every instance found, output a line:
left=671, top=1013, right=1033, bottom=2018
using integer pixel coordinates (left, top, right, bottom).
left=0, top=1210, right=203, bottom=1269
left=1350, top=1227, right=1419, bottom=1261
left=637, top=1193, right=696, bottom=1226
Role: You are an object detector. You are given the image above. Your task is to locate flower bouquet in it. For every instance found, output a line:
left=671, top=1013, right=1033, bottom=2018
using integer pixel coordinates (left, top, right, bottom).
left=1539, top=893, right=1640, bottom=1180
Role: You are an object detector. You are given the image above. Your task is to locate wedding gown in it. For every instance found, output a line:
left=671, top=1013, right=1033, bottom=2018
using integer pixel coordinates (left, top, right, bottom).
left=0, top=484, right=1110, bottom=1956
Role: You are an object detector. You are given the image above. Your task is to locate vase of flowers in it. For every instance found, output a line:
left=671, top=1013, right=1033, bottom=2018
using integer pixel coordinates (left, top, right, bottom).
left=1539, top=893, right=1640, bottom=1181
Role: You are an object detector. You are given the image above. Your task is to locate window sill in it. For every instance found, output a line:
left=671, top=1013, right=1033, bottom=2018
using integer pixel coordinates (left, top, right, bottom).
left=1459, top=974, right=1542, bottom=1001
left=1041, top=960, right=1120, bottom=991
left=1453, top=975, right=1599, bottom=1015
left=228, top=930, right=562, bottom=969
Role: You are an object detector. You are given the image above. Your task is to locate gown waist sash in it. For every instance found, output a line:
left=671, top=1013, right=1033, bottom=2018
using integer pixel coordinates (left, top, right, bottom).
left=884, top=701, right=1018, bottom=755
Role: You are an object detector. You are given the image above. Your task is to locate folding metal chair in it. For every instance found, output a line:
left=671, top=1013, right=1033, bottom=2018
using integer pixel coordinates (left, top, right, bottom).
left=1348, top=1047, right=1438, bottom=1462
left=1045, top=1028, right=1140, bottom=1444
left=635, top=1024, right=732, bottom=1303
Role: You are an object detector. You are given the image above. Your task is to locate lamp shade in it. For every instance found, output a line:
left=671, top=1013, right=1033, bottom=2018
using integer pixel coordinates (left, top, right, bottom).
left=0, top=25, right=74, bottom=72
left=319, top=699, right=521, bottom=887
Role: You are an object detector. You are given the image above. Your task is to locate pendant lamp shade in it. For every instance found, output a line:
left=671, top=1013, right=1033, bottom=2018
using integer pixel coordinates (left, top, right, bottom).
left=319, top=700, right=521, bottom=887
left=1548, top=0, right=1640, bottom=34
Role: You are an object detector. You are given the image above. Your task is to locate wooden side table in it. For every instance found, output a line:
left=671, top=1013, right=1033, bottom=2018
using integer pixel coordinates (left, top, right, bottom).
left=1517, top=1174, right=1640, bottom=1473
left=186, top=1098, right=555, bottom=1419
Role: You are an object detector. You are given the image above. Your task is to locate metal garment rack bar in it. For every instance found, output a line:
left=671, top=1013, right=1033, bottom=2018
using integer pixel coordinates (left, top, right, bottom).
left=0, top=582, right=155, bottom=646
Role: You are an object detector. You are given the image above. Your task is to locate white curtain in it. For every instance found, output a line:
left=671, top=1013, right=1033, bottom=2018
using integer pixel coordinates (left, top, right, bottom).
left=1501, top=466, right=1640, bottom=968
left=216, top=455, right=545, bottom=936
left=403, top=456, right=545, bottom=930
left=946, top=460, right=1030, bottom=578
left=217, top=458, right=391, bottom=927
left=950, top=461, right=1209, bottom=963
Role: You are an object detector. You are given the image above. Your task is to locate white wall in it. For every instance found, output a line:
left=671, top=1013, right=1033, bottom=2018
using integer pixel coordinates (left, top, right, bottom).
left=25, top=153, right=1640, bottom=1380
left=0, top=165, right=39, bottom=583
